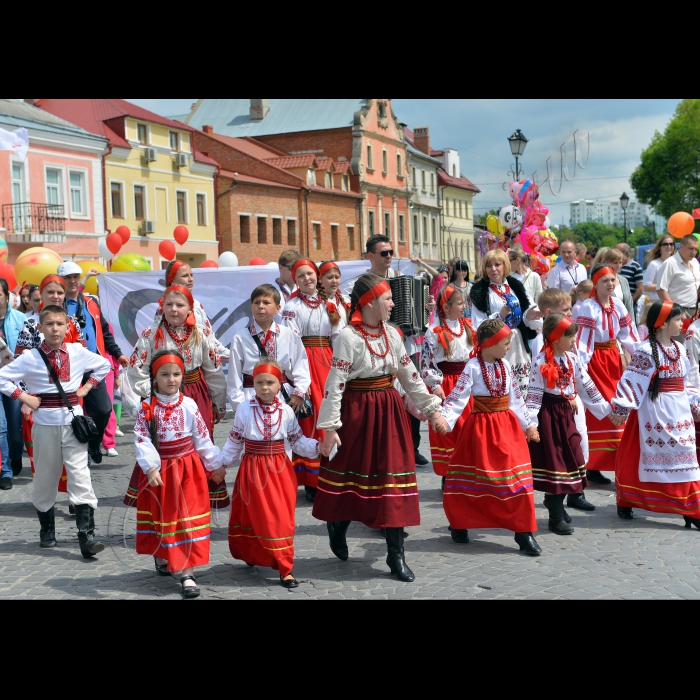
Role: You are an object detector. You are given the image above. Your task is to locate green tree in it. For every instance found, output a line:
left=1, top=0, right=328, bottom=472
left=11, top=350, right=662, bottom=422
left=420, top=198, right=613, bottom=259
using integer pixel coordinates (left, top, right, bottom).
left=630, top=99, right=700, bottom=218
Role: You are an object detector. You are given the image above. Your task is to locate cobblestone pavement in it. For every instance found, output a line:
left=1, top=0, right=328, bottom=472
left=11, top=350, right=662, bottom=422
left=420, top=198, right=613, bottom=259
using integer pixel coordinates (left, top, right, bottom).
left=1, top=416, right=700, bottom=600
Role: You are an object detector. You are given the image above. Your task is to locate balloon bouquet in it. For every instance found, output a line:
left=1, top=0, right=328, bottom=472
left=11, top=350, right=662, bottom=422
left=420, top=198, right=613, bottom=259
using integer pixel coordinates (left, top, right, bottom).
left=477, top=180, right=559, bottom=278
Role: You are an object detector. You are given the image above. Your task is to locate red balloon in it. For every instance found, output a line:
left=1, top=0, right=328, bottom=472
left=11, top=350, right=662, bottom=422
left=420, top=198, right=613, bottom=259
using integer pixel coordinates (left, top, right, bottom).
left=200, top=260, right=219, bottom=269
left=174, top=226, right=189, bottom=246
left=159, top=240, right=176, bottom=261
left=2, top=263, right=17, bottom=291
left=116, top=225, right=131, bottom=245
left=106, top=233, right=123, bottom=255
left=249, top=257, right=266, bottom=266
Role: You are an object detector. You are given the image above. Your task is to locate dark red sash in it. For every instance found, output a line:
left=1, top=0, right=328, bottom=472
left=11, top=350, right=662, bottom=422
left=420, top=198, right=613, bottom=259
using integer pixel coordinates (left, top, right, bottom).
left=658, top=378, right=684, bottom=393
left=437, top=361, right=467, bottom=376
left=245, top=439, right=286, bottom=455
left=159, top=437, right=195, bottom=459
left=38, top=392, right=78, bottom=408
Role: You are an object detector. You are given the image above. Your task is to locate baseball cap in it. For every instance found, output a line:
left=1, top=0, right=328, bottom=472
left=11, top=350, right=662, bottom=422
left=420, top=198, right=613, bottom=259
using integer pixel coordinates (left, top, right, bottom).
left=57, top=261, right=83, bottom=277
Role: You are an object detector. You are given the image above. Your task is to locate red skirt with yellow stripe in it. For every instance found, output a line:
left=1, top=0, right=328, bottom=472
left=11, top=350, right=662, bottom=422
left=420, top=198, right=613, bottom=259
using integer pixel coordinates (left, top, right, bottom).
left=135, top=438, right=211, bottom=573
left=228, top=439, right=296, bottom=577
left=25, top=414, right=68, bottom=493
left=585, top=343, right=624, bottom=472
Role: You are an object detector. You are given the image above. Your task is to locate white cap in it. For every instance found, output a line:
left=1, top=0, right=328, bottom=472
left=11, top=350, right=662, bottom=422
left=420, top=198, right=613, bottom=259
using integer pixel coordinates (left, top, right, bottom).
left=57, top=261, right=83, bottom=277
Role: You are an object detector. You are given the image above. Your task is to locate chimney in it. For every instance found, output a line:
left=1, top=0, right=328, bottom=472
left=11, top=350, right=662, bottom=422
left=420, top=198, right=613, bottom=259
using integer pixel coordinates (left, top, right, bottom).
left=203, top=125, right=214, bottom=135
left=250, top=99, right=270, bottom=122
left=414, top=126, right=430, bottom=155
left=24, top=99, right=40, bottom=106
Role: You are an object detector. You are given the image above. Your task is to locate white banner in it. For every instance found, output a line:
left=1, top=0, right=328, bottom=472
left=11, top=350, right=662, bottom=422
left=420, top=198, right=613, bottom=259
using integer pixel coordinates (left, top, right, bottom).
left=0, top=126, right=29, bottom=161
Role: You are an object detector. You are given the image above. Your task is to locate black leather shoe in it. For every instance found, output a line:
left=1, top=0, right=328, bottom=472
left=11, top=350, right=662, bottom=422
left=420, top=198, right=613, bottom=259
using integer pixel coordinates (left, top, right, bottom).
left=180, top=576, right=201, bottom=599
left=88, top=445, right=103, bottom=465
left=154, top=558, right=170, bottom=576
left=617, top=507, right=634, bottom=520
left=415, top=452, right=429, bottom=467
left=684, top=516, right=700, bottom=531
left=74, top=504, right=105, bottom=558
left=514, top=532, right=542, bottom=556
left=11, top=459, right=22, bottom=476
left=587, top=470, right=611, bottom=485
left=280, top=575, right=300, bottom=589
left=567, top=493, right=596, bottom=511
left=544, top=494, right=574, bottom=535
left=441, top=477, right=446, bottom=491
left=385, top=528, right=415, bottom=582
left=327, top=521, right=351, bottom=561
left=450, top=528, right=470, bottom=544
left=37, top=508, right=57, bottom=549
left=304, top=486, right=317, bottom=503
left=0, top=477, right=12, bottom=490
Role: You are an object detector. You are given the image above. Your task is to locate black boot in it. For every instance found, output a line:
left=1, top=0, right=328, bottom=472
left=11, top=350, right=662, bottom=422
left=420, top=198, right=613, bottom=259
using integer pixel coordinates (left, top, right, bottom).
left=11, top=459, right=22, bottom=476
left=37, top=508, right=57, bottom=548
left=74, top=504, right=105, bottom=558
left=327, top=521, right=351, bottom=561
left=441, top=477, right=445, bottom=491
left=684, top=516, right=700, bottom=531
left=587, top=470, right=611, bottom=485
left=617, top=506, right=634, bottom=520
left=304, top=486, right=317, bottom=503
left=385, top=528, right=415, bottom=582
left=567, top=491, right=595, bottom=511
left=514, top=532, right=542, bottom=556
left=544, top=497, right=572, bottom=523
left=544, top=494, right=574, bottom=535
left=450, top=527, right=470, bottom=544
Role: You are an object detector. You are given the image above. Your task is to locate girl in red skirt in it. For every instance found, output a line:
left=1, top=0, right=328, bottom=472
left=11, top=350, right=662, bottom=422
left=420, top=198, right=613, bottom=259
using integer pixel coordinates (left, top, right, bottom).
left=220, top=359, right=319, bottom=588
left=527, top=314, right=612, bottom=535
left=317, top=273, right=447, bottom=583
left=126, top=285, right=229, bottom=509
left=576, top=265, right=639, bottom=485
left=421, top=286, right=474, bottom=480
left=135, top=350, right=223, bottom=599
left=612, top=301, right=700, bottom=528
left=440, top=319, right=542, bottom=554
left=282, top=259, right=346, bottom=503
left=319, top=261, right=351, bottom=325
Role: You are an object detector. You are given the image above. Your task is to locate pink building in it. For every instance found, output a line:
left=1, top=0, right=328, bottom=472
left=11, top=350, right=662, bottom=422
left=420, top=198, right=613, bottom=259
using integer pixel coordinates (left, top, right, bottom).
left=0, top=99, right=108, bottom=264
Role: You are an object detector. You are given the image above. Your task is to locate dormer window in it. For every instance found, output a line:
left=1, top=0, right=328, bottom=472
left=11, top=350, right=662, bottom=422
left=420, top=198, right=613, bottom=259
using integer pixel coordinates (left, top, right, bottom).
left=308, top=169, right=316, bottom=186
left=342, top=175, right=349, bottom=191
left=169, top=131, right=180, bottom=152
left=137, top=123, right=148, bottom=146
left=325, top=172, right=332, bottom=189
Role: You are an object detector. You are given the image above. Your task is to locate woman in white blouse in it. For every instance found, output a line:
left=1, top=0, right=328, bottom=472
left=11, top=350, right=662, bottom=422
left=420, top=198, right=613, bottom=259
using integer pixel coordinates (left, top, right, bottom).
left=643, top=235, right=676, bottom=302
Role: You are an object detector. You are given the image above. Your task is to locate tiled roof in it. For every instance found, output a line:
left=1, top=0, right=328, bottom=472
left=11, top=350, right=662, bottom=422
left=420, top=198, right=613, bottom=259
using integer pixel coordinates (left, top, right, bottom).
left=218, top=170, right=300, bottom=190
left=333, top=161, right=351, bottom=174
left=265, top=154, right=316, bottom=169
left=315, top=157, right=334, bottom=171
left=438, top=168, right=481, bottom=193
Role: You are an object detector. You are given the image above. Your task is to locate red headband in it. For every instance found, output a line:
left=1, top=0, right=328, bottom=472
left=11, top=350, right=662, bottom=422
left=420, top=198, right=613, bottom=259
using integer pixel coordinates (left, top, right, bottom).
left=167, top=261, right=186, bottom=286
left=548, top=316, right=573, bottom=344
left=40, top=275, right=66, bottom=294
left=470, top=324, right=511, bottom=358
left=161, top=285, right=195, bottom=310
left=440, top=285, right=456, bottom=315
left=540, top=317, right=574, bottom=389
left=319, top=262, right=340, bottom=278
left=253, top=364, right=283, bottom=383
left=152, top=353, right=185, bottom=375
left=591, top=266, right=615, bottom=287
left=292, top=259, right=318, bottom=280
left=155, top=286, right=197, bottom=348
left=654, top=301, right=674, bottom=329
left=350, top=281, right=392, bottom=327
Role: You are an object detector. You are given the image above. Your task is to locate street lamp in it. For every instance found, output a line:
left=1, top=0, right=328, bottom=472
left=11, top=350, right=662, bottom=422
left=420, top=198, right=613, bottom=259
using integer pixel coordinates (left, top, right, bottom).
left=620, top=192, right=630, bottom=243
left=508, top=129, right=529, bottom=181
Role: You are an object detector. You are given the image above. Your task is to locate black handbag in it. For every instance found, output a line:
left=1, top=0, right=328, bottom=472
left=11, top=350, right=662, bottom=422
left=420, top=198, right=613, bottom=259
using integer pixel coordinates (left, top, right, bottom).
left=37, top=349, right=100, bottom=444
left=249, top=327, right=313, bottom=420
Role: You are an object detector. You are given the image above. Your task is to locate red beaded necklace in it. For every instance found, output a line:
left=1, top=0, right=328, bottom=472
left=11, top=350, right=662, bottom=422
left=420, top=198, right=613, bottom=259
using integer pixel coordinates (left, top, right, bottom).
left=164, top=320, right=192, bottom=350
left=658, top=340, right=681, bottom=363
left=489, top=283, right=511, bottom=302
left=356, top=321, right=391, bottom=358
left=253, top=396, right=283, bottom=439
left=442, top=317, right=465, bottom=338
left=477, top=352, right=508, bottom=397
left=594, top=293, right=616, bottom=339
left=554, top=353, right=577, bottom=399
left=299, top=292, right=322, bottom=310
left=155, top=392, right=184, bottom=413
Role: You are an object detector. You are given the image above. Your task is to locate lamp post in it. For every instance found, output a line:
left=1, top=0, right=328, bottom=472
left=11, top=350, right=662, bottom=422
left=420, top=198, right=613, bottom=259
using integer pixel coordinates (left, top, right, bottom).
left=620, top=192, right=630, bottom=243
left=508, top=129, right=529, bottom=181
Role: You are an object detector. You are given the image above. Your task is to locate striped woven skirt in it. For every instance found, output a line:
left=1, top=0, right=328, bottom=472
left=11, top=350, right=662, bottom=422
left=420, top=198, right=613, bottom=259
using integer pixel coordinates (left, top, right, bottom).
left=228, top=439, right=296, bottom=576
left=444, top=395, right=537, bottom=533
left=135, top=438, right=211, bottom=573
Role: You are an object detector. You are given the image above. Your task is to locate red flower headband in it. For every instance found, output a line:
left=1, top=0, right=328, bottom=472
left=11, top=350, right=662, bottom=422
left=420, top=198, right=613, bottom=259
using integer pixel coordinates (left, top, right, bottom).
left=540, top=317, right=574, bottom=389
left=350, top=281, right=391, bottom=327
left=253, top=364, right=283, bottom=383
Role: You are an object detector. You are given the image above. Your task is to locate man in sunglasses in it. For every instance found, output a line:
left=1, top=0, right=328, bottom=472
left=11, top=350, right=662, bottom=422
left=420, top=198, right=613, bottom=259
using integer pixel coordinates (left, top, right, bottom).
left=58, top=262, right=129, bottom=465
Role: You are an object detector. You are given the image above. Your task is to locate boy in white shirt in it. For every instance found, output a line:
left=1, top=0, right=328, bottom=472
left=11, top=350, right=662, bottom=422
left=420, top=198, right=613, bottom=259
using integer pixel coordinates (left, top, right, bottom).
left=0, top=306, right=110, bottom=557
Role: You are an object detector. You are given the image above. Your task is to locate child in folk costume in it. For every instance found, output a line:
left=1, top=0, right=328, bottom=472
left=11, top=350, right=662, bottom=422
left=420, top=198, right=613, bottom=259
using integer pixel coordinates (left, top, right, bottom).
left=613, top=302, right=700, bottom=529
left=319, top=261, right=351, bottom=325
left=421, top=286, right=474, bottom=479
left=317, top=273, right=447, bottom=583
left=527, top=314, right=612, bottom=534
left=126, top=285, right=229, bottom=509
left=282, top=259, right=346, bottom=503
left=469, top=249, right=541, bottom=396
left=219, top=359, right=319, bottom=589
left=576, top=265, right=639, bottom=485
left=0, top=306, right=110, bottom=557
left=440, top=319, right=542, bottom=555
left=227, top=284, right=310, bottom=413
left=134, top=350, right=223, bottom=599
left=571, top=280, right=593, bottom=322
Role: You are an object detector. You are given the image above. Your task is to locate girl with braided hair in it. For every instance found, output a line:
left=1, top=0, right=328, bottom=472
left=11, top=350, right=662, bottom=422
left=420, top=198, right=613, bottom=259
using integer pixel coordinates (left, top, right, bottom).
left=612, top=301, right=700, bottom=529
left=421, top=286, right=474, bottom=477
left=281, top=259, right=346, bottom=503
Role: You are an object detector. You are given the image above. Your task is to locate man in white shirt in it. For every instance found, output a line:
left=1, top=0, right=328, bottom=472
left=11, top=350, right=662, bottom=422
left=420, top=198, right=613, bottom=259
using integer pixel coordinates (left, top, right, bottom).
left=658, top=234, right=700, bottom=317
left=547, top=241, right=588, bottom=294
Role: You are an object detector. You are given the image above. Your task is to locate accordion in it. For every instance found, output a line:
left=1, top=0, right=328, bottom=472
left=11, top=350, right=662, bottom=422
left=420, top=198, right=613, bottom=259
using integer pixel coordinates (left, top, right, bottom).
left=388, top=276, right=430, bottom=337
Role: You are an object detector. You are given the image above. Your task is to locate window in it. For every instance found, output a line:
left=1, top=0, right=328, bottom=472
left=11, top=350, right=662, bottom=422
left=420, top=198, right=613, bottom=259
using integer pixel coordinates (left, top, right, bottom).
left=46, top=168, right=62, bottom=206
left=287, top=219, right=296, bottom=246
left=413, top=215, right=420, bottom=243
left=169, top=131, right=180, bottom=152
left=432, top=218, right=437, bottom=245
left=134, top=185, right=145, bottom=220
left=398, top=214, right=405, bottom=243
left=421, top=170, right=426, bottom=192
left=307, top=169, right=316, bottom=186
left=412, top=167, right=417, bottom=188
left=258, top=217, right=267, bottom=244
left=273, top=218, right=282, bottom=245
left=368, top=210, right=375, bottom=237
left=331, top=225, right=339, bottom=259
left=313, top=223, right=321, bottom=251
left=240, top=215, right=251, bottom=243
left=423, top=216, right=428, bottom=244
left=347, top=225, right=355, bottom=251
left=137, top=123, right=148, bottom=146
left=367, top=144, right=374, bottom=171
left=196, top=194, right=206, bottom=226
left=325, top=172, right=332, bottom=189
left=111, top=182, right=124, bottom=218
left=430, top=173, right=435, bottom=195
left=11, top=163, right=23, bottom=203
left=384, top=212, right=391, bottom=239
left=382, top=149, right=388, bottom=174
left=444, top=197, right=449, bottom=216
left=397, top=153, right=403, bottom=177
left=69, top=171, right=86, bottom=216
left=342, top=175, right=349, bottom=192
left=452, top=164, right=457, bottom=177
left=176, top=192, right=187, bottom=223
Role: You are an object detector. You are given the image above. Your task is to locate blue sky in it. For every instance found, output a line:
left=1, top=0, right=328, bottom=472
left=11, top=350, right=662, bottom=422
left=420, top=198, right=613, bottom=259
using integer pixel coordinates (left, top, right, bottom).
left=129, top=99, right=681, bottom=226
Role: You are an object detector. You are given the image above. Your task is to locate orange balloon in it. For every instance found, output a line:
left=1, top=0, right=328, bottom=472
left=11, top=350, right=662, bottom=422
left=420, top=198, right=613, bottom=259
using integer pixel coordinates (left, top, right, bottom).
left=668, top=211, right=695, bottom=239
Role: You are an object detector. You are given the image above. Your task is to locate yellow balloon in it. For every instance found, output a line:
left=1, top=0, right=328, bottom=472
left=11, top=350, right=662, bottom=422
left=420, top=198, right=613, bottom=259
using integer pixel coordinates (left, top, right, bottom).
left=111, top=253, right=151, bottom=272
left=75, top=260, right=107, bottom=295
left=14, top=247, right=64, bottom=287
left=486, top=214, right=504, bottom=236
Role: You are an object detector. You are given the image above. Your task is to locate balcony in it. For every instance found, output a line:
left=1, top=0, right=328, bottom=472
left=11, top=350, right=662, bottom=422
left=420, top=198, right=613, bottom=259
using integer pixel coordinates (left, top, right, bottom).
left=1, top=203, right=66, bottom=243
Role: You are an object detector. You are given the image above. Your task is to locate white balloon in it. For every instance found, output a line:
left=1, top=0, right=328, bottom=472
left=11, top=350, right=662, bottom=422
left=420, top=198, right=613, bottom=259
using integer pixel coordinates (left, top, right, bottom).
left=98, top=238, right=113, bottom=261
left=266, top=261, right=278, bottom=269
left=219, top=251, right=239, bottom=268
left=543, top=216, right=551, bottom=230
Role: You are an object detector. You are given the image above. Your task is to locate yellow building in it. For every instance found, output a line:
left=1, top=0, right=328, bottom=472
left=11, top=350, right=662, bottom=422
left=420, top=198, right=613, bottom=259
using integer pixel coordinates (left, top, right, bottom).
left=34, top=99, right=219, bottom=269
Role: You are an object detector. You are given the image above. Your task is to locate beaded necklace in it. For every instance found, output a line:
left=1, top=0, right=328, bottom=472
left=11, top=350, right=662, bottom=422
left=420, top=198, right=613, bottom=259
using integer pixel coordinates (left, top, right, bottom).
left=299, top=292, right=322, bottom=310
left=594, top=293, right=616, bottom=339
left=253, top=396, right=283, bottom=439
left=357, top=321, right=391, bottom=358
left=477, top=352, right=508, bottom=397
left=443, top=317, right=465, bottom=338
left=554, top=353, right=577, bottom=399
left=164, top=320, right=191, bottom=351
left=489, top=282, right=512, bottom=302
left=658, top=340, right=681, bottom=363
left=155, top=393, right=184, bottom=413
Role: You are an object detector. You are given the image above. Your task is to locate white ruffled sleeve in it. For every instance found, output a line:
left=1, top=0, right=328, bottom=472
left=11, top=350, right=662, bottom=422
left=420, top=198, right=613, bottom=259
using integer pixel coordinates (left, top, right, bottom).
left=189, top=402, right=222, bottom=472
left=134, top=409, right=161, bottom=475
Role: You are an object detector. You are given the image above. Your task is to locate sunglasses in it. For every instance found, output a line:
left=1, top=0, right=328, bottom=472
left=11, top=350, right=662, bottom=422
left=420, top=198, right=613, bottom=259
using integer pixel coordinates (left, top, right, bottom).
left=375, top=249, right=394, bottom=258
left=661, top=242, right=675, bottom=247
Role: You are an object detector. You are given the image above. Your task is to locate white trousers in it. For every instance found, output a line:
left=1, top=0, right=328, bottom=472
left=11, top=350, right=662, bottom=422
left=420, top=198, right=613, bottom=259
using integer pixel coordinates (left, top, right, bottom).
left=32, top=424, right=98, bottom=512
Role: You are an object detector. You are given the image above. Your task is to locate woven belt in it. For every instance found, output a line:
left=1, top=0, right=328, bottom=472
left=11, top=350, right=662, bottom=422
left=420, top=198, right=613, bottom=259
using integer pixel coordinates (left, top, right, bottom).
left=472, top=395, right=510, bottom=414
left=658, top=378, right=684, bottom=393
left=438, top=361, right=467, bottom=376
left=245, top=439, right=286, bottom=455
left=346, top=375, right=393, bottom=392
left=243, top=373, right=291, bottom=388
left=302, top=336, right=331, bottom=348
left=594, top=340, right=618, bottom=350
left=37, top=392, right=78, bottom=408
left=158, top=437, right=195, bottom=459
left=184, top=369, right=201, bottom=385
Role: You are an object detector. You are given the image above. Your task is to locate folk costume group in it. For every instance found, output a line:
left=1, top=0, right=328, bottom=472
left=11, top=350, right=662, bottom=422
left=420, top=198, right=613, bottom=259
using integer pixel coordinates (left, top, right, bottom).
left=3, top=246, right=700, bottom=600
